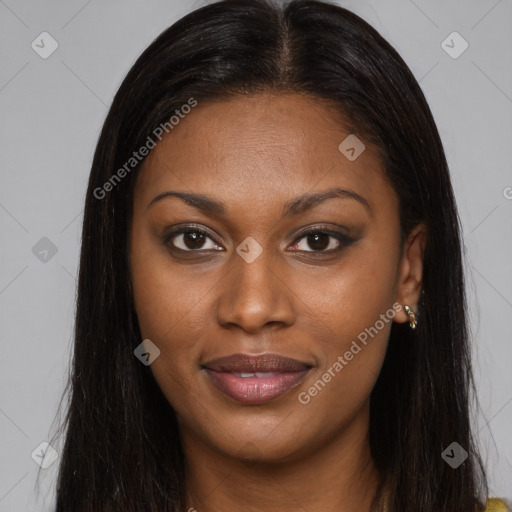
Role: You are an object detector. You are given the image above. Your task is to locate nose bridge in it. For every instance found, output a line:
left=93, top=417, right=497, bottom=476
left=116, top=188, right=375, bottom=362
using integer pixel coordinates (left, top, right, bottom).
left=216, top=237, right=295, bottom=332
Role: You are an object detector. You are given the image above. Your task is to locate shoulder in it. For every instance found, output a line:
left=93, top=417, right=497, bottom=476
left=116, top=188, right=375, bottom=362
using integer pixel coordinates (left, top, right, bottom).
left=486, top=498, right=511, bottom=511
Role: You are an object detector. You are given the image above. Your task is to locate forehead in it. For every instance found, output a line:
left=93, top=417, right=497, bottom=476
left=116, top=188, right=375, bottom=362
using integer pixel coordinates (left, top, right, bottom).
left=134, top=93, right=392, bottom=212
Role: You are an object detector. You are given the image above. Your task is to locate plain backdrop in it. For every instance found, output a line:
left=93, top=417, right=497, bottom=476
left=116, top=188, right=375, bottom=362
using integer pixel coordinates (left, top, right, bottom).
left=0, top=0, right=511, bottom=509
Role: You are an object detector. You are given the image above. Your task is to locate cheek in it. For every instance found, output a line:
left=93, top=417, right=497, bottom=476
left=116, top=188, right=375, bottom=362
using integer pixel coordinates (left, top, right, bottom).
left=130, top=221, right=211, bottom=343
left=131, top=261, right=206, bottom=412
left=298, top=235, right=399, bottom=346
left=295, top=286, right=393, bottom=428
left=130, top=229, right=220, bottom=409
left=293, top=235, right=399, bottom=407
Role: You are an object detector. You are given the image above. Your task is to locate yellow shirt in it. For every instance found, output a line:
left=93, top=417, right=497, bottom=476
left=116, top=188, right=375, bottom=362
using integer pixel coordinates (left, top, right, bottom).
left=380, top=495, right=509, bottom=511
left=486, top=498, right=510, bottom=511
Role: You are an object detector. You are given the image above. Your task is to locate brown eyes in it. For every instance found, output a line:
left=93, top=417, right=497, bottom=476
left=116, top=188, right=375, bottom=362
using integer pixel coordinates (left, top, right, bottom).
left=163, top=224, right=355, bottom=255
left=167, top=227, right=222, bottom=252
left=288, top=230, right=351, bottom=252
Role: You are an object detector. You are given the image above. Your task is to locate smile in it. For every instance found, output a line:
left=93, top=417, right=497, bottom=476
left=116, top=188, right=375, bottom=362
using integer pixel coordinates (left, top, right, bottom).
left=202, top=353, right=312, bottom=405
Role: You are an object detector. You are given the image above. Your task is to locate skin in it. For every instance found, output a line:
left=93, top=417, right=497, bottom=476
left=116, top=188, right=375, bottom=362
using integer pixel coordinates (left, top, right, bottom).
left=129, top=92, right=426, bottom=512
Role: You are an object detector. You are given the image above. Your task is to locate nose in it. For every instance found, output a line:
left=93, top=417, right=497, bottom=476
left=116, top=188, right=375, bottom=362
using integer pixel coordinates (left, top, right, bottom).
left=215, top=242, right=296, bottom=334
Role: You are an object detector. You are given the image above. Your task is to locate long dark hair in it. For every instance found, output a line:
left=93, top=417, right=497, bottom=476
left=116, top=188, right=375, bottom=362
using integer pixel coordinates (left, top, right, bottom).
left=49, top=0, right=488, bottom=510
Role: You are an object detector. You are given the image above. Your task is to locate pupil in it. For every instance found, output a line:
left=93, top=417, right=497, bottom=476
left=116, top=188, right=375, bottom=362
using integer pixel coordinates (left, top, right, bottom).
left=308, top=232, right=328, bottom=250
left=184, top=231, right=205, bottom=249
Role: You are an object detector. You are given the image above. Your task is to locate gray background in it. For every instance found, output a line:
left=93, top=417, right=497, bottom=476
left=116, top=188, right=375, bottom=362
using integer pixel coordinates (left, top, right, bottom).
left=0, top=0, right=511, bottom=509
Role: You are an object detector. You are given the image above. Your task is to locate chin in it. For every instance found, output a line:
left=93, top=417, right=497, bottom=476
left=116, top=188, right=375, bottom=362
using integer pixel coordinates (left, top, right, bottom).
left=203, top=411, right=317, bottom=464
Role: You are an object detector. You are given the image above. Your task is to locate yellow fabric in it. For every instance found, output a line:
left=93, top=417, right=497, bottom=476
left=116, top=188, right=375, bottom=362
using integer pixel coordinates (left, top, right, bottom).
left=486, top=498, right=509, bottom=511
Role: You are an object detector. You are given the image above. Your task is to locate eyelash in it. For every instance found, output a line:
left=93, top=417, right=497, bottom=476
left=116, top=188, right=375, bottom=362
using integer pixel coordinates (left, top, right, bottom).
left=163, top=224, right=355, bottom=255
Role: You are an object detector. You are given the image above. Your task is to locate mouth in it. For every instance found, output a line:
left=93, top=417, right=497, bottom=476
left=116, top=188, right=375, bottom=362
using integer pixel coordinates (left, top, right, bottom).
left=201, top=353, right=312, bottom=405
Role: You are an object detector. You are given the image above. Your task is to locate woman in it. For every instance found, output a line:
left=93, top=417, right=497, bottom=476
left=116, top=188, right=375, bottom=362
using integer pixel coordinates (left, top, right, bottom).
left=49, top=0, right=508, bottom=510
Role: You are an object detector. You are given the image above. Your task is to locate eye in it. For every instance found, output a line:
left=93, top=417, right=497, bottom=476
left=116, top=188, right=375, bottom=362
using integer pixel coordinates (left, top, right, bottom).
left=289, top=228, right=353, bottom=253
left=164, top=226, right=223, bottom=252
left=163, top=224, right=355, bottom=255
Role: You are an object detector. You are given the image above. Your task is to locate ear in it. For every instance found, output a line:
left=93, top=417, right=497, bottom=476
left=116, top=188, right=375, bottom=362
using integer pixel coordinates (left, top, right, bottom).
left=394, top=223, right=427, bottom=325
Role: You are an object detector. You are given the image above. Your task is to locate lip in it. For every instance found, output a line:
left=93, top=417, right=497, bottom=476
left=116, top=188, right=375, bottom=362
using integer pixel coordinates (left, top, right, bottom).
left=202, top=353, right=312, bottom=405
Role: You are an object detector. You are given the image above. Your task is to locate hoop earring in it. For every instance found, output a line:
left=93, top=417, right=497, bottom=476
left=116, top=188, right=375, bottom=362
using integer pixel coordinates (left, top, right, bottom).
left=404, top=305, right=417, bottom=330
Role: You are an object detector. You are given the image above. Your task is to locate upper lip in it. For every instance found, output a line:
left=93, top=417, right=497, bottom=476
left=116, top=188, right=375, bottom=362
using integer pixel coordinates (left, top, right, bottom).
left=202, top=353, right=311, bottom=373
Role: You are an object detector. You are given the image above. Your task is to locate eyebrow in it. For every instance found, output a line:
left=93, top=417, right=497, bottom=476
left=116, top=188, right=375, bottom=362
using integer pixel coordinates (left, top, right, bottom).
left=146, top=187, right=371, bottom=216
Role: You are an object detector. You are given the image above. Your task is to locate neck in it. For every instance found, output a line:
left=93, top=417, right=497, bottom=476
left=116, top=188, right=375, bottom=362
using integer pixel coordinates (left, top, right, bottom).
left=182, top=406, right=380, bottom=512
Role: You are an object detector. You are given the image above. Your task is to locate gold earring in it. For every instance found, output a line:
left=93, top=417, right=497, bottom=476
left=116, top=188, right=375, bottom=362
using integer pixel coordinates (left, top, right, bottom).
left=404, top=305, right=417, bottom=330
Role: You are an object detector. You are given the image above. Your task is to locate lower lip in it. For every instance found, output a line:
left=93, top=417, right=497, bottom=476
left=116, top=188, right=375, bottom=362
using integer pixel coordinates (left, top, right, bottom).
left=204, top=369, right=310, bottom=404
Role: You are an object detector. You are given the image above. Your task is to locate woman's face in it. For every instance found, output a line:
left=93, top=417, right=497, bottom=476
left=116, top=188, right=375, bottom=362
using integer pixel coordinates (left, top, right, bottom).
left=129, top=93, right=424, bottom=463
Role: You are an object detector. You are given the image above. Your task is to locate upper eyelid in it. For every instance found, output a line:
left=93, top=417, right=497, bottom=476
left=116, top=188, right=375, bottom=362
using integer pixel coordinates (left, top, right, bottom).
left=165, top=225, right=350, bottom=251
left=166, top=226, right=220, bottom=249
